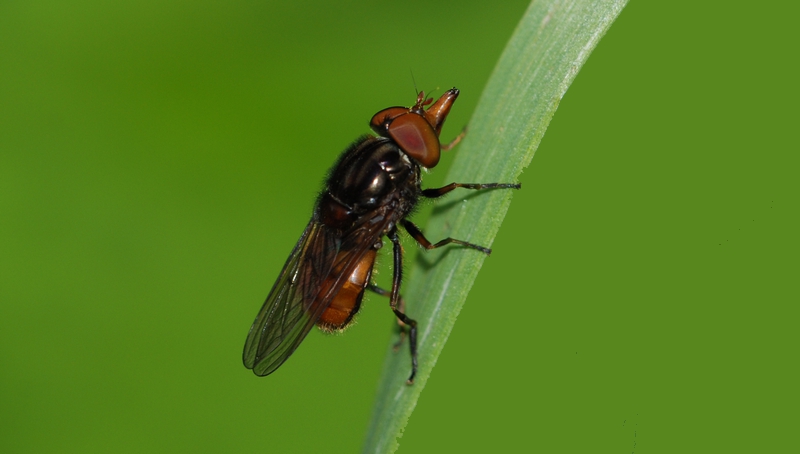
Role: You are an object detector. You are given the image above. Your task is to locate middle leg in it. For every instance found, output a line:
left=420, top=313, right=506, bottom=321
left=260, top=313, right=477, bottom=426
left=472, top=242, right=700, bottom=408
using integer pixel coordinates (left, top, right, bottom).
left=402, top=219, right=492, bottom=255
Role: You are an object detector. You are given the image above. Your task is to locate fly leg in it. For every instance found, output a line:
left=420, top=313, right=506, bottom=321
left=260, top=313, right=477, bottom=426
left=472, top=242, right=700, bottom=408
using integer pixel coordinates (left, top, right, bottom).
left=366, top=284, right=408, bottom=351
left=416, top=181, right=520, bottom=254
left=386, top=227, right=418, bottom=385
left=421, top=182, right=521, bottom=198
left=440, top=127, right=466, bottom=151
left=402, top=219, right=493, bottom=255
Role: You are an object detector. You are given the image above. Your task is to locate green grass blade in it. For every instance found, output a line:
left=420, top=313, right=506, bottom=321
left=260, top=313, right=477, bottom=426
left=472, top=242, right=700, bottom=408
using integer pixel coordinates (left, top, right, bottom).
left=362, top=1, right=628, bottom=452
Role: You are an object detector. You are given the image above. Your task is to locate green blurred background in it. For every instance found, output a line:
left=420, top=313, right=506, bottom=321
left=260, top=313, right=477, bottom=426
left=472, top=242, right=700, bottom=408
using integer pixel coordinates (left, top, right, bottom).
left=1, top=1, right=797, bottom=453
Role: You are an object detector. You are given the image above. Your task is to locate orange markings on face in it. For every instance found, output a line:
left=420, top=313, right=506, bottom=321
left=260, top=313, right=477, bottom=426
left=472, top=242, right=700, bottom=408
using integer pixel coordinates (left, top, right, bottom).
left=422, top=89, right=458, bottom=136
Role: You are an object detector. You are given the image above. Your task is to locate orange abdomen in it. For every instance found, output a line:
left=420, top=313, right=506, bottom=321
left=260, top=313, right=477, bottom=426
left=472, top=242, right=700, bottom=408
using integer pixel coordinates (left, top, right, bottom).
left=317, top=249, right=376, bottom=332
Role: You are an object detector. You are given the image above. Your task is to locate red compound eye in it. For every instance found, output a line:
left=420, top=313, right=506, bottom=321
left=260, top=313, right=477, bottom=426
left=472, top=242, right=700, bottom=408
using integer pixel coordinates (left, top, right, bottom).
left=368, top=88, right=459, bottom=169
left=385, top=112, right=440, bottom=167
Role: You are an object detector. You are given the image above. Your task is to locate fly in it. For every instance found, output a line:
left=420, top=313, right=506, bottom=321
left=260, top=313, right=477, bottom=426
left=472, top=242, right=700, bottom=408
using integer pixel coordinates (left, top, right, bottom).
left=243, top=88, right=520, bottom=384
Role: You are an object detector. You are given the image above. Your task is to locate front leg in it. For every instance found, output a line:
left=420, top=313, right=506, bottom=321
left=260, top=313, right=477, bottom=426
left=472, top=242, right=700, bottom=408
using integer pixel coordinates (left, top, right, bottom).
left=422, top=182, right=520, bottom=198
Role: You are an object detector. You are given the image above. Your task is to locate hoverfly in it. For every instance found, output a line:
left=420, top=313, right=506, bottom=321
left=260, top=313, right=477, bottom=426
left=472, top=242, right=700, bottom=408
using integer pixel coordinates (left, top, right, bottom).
left=243, top=88, right=520, bottom=384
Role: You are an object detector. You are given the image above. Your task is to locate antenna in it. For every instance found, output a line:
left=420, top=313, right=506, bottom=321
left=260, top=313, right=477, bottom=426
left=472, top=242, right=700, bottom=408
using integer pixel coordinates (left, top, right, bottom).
left=410, top=69, right=419, bottom=96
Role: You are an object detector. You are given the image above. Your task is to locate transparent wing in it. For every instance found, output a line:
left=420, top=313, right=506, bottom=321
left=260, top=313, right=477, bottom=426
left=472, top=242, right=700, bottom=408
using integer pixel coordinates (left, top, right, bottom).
left=242, top=214, right=391, bottom=376
left=242, top=221, right=335, bottom=376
